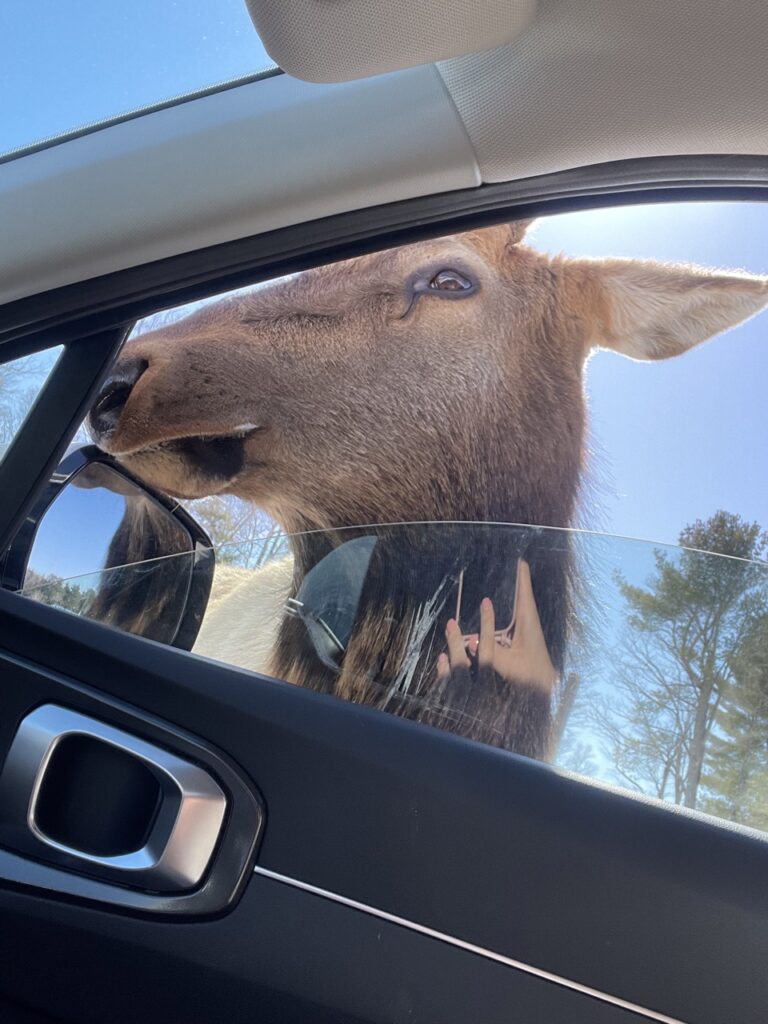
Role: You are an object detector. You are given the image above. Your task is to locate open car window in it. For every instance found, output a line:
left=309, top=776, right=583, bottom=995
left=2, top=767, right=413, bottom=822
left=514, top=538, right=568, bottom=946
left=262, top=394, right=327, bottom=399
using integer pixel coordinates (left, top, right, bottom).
left=7, top=199, right=768, bottom=839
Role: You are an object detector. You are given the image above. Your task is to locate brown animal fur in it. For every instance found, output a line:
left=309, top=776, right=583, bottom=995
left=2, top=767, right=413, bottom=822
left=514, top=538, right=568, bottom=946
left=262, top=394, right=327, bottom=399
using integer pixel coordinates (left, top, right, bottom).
left=88, top=221, right=768, bottom=759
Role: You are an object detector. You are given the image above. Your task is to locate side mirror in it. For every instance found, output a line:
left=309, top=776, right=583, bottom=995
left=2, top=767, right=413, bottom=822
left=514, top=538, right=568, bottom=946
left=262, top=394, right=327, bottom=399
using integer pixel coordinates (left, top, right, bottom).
left=1, top=445, right=214, bottom=650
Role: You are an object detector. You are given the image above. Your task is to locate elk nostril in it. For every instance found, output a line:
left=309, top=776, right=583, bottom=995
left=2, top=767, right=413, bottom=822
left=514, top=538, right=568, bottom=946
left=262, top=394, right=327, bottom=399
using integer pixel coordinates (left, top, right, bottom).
left=93, top=382, right=133, bottom=419
left=90, top=357, right=149, bottom=438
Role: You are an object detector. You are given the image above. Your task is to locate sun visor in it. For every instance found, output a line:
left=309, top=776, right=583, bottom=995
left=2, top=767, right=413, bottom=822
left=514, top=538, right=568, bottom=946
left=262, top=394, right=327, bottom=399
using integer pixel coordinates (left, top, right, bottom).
left=244, top=0, right=537, bottom=83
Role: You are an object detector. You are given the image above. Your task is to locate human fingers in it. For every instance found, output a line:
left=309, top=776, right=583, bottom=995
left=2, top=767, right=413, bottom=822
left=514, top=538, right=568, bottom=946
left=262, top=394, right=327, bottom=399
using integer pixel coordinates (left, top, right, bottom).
left=477, top=597, right=496, bottom=668
left=437, top=652, right=450, bottom=682
left=508, top=561, right=558, bottom=692
left=445, top=617, right=471, bottom=668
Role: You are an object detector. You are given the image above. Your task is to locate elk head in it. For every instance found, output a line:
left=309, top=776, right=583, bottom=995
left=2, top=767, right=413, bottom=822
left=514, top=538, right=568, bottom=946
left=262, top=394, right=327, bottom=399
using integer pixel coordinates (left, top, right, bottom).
left=90, top=221, right=768, bottom=536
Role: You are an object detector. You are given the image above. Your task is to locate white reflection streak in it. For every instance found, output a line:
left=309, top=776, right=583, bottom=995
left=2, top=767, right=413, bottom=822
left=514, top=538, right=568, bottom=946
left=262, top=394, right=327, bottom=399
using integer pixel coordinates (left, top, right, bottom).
left=389, top=577, right=451, bottom=701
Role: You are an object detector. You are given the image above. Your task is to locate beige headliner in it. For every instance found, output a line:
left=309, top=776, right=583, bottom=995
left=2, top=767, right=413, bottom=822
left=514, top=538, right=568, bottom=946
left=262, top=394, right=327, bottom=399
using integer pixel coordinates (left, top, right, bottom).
left=2, top=0, right=768, bottom=306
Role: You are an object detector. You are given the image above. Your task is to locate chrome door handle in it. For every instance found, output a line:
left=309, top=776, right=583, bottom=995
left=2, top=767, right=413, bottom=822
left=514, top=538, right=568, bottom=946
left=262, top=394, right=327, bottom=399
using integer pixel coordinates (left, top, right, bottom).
left=0, top=705, right=227, bottom=891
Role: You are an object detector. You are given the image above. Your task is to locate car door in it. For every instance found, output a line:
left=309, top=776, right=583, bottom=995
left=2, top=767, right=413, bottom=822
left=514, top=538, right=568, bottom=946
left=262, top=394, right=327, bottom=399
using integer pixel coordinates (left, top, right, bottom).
left=1, top=166, right=768, bottom=1024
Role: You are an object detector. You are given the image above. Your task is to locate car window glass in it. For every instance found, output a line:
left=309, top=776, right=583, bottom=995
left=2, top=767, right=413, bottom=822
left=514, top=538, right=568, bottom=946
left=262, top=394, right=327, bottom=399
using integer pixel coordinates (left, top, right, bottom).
left=22, top=522, right=768, bottom=835
left=0, top=346, right=63, bottom=465
left=12, top=200, right=768, bottom=836
left=207, top=524, right=768, bottom=833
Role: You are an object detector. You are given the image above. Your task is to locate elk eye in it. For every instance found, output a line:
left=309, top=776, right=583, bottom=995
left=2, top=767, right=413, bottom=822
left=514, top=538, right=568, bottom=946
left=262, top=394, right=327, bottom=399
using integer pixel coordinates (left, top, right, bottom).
left=428, top=270, right=474, bottom=293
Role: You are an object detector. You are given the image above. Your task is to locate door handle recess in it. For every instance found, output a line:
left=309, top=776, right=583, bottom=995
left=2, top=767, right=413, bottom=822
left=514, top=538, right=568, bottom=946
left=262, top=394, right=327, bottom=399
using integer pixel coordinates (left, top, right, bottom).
left=0, top=705, right=227, bottom=891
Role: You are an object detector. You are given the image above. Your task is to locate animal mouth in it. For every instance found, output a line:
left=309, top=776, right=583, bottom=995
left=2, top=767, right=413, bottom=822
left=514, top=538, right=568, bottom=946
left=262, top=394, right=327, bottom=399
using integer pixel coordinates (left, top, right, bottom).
left=134, top=426, right=261, bottom=483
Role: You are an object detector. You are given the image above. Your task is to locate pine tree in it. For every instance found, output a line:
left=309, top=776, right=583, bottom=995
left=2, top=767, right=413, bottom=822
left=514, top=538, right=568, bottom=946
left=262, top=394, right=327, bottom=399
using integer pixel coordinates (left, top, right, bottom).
left=600, top=511, right=767, bottom=812
left=702, top=609, right=768, bottom=828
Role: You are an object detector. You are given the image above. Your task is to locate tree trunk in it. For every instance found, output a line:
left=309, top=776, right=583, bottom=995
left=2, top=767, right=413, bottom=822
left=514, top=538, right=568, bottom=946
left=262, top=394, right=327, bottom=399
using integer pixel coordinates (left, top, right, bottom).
left=683, top=687, right=712, bottom=808
left=551, top=672, right=580, bottom=756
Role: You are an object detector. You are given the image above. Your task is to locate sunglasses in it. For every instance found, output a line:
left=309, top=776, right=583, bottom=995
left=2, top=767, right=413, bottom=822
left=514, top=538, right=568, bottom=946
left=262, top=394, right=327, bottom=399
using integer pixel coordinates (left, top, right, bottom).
left=284, top=535, right=377, bottom=673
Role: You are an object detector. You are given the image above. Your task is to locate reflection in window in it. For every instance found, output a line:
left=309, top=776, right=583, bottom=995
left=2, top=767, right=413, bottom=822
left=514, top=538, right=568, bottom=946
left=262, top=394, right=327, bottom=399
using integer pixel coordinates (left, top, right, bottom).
left=18, top=507, right=768, bottom=837
left=193, top=517, right=768, bottom=835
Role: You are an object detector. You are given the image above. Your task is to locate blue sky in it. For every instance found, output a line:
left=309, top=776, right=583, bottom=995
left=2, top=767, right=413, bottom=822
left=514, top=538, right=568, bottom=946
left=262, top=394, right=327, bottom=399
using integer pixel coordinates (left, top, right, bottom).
left=26, top=476, right=132, bottom=582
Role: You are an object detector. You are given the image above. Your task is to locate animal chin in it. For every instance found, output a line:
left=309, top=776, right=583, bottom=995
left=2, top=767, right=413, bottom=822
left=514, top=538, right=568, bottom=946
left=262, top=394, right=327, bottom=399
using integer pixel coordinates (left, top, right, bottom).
left=121, top=427, right=260, bottom=498
left=166, top=433, right=248, bottom=480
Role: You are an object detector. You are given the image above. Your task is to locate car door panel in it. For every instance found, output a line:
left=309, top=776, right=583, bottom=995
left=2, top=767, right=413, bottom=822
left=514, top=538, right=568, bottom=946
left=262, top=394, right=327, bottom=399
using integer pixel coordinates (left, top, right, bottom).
left=1, top=870, right=670, bottom=1024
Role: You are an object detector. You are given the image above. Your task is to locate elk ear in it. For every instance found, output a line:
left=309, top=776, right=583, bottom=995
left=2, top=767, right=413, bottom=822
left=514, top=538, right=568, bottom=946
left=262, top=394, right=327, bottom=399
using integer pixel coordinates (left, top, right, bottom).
left=508, top=218, right=535, bottom=246
left=462, top=219, right=534, bottom=260
left=576, top=258, right=768, bottom=360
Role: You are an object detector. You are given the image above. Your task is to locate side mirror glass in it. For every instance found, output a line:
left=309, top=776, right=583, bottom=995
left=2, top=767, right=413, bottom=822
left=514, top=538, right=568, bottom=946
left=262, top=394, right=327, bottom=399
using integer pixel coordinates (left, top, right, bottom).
left=2, top=446, right=214, bottom=650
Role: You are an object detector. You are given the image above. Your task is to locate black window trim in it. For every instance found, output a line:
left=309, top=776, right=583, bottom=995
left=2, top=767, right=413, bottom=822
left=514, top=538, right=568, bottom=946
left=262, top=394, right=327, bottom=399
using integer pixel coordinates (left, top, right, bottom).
left=0, top=328, right=129, bottom=550
left=2, top=153, right=768, bottom=351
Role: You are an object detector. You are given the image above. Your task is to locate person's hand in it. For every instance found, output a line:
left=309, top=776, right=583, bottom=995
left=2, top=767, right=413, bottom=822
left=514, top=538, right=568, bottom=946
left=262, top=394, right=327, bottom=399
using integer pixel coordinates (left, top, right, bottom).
left=437, top=560, right=557, bottom=695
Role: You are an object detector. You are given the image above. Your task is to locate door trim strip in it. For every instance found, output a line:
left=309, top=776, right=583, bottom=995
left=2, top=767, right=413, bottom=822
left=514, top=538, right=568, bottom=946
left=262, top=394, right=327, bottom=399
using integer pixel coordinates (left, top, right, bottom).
left=253, top=864, right=686, bottom=1024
